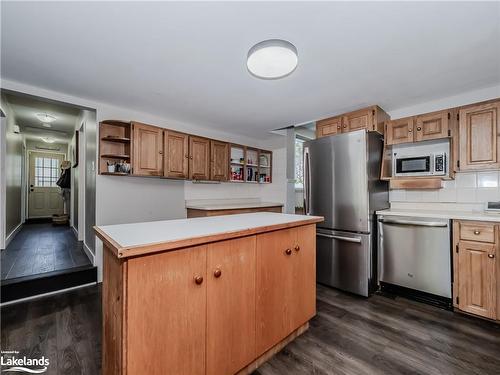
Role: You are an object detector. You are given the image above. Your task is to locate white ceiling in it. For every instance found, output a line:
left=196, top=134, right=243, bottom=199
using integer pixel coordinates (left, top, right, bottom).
left=2, top=92, right=81, bottom=142
left=2, top=2, right=499, bottom=140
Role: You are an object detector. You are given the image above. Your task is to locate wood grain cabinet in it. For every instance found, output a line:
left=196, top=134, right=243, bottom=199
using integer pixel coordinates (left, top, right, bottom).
left=210, top=140, right=229, bottom=181
left=206, top=236, right=256, bottom=375
left=453, top=220, right=499, bottom=321
left=415, top=110, right=450, bottom=142
left=164, top=130, right=189, bottom=179
left=458, top=101, right=500, bottom=170
left=256, top=224, right=316, bottom=355
left=385, top=117, right=415, bottom=145
left=343, top=108, right=376, bottom=133
left=189, top=136, right=211, bottom=180
left=316, top=116, right=342, bottom=138
left=132, top=122, right=164, bottom=176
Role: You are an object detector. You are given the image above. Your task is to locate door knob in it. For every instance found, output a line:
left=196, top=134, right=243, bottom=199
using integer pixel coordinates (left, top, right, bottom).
left=488, top=254, right=495, bottom=259
left=294, top=245, right=300, bottom=252
left=194, top=275, right=204, bottom=285
left=214, top=269, right=222, bottom=278
left=285, top=248, right=292, bottom=255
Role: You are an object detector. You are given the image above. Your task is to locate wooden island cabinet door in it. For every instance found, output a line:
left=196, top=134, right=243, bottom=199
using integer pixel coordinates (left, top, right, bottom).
left=206, top=236, right=256, bottom=375
left=164, top=130, right=189, bottom=179
left=210, top=140, right=229, bottom=181
left=126, top=245, right=207, bottom=375
left=189, top=136, right=210, bottom=180
left=385, top=117, right=415, bottom=145
left=458, top=241, right=497, bottom=319
left=415, top=110, right=450, bottom=142
left=255, top=228, right=296, bottom=355
left=132, top=122, right=164, bottom=176
left=291, top=224, right=316, bottom=329
left=459, top=101, right=500, bottom=170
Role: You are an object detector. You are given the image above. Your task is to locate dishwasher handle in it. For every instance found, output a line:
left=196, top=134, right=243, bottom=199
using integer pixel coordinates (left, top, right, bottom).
left=316, top=233, right=362, bottom=243
left=378, top=218, right=448, bottom=227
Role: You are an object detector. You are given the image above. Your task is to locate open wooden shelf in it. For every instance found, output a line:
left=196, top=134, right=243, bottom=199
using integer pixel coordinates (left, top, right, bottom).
left=101, top=172, right=130, bottom=176
left=99, top=120, right=132, bottom=175
left=389, top=178, right=443, bottom=190
left=101, top=136, right=131, bottom=143
left=101, top=154, right=130, bottom=159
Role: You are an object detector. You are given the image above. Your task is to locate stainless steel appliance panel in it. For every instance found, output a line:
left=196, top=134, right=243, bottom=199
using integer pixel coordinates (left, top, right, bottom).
left=378, top=216, right=451, bottom=298
left=304, top=131, right=369, bottom=232
left=316, top=229, right=372, bottom=296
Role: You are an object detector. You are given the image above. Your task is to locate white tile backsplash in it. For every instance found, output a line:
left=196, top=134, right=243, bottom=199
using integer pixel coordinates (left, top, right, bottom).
left=390, top=171, right=500, bottom=207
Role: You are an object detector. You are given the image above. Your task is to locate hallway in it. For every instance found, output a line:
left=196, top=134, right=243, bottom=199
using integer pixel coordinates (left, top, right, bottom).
left=1, top=222, right=91, bottom=280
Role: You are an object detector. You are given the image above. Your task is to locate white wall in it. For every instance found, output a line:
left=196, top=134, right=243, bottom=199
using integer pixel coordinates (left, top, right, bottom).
left=0, top=116, right=6, bottom=249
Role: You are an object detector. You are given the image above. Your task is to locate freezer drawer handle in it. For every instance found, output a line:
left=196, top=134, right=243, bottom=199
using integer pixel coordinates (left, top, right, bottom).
left=316, top=233, right=362, bottom=243
left=378, top=218, right=448, bottom=227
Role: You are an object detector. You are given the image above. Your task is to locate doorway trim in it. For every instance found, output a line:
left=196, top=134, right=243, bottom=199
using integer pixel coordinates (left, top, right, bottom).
left=0, top=114, right=6, bottom=249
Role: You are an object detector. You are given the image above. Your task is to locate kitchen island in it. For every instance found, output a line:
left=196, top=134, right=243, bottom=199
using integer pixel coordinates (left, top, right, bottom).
left=95, top=212, right=323, bottom=375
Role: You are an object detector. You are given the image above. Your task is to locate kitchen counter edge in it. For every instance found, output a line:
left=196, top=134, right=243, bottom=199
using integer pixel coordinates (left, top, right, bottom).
left=376, top=209, right=500, bottom=223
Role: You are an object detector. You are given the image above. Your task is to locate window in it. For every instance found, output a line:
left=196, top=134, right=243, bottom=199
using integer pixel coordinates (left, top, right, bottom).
left=295, top=138, right=304, bottom=189
left=34, top=157, right=60, bottom=187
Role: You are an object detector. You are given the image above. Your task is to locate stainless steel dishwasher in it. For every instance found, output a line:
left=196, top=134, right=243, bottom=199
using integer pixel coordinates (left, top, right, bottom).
left=378, top=215, right=452, bottom=308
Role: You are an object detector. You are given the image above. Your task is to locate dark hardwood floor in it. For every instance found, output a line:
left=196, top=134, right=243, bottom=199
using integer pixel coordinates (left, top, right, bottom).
left=1, top=223, right=91, bottom=280
left=2, top=284, right=499, bottom=375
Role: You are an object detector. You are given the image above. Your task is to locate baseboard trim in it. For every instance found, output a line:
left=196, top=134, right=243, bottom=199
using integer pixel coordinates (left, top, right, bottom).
left=72, top=226, right=78, bottom=239
left=4, top=222, right=23, bottom=249
left=0, top=282, right=97, bottom=307
left=83, top=242, right=95, bottom=265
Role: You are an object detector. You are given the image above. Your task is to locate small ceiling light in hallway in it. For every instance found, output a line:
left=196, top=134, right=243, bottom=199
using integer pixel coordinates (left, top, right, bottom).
left=36, top=113, right=57, bottom=123
left=247, top=39, right=298, bottom=79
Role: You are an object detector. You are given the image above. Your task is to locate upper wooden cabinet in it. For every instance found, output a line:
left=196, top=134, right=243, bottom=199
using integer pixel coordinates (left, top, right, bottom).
left=415, top=110, right=450, bottom=142
left=458, top=101, right=500, bottom=171
left=210, top=140, right=229, bottom=181
left=164, top=130, right=189, bottom=179
left=385, top=117, right=415, bottom=145
left=316, top=105, right=389, bottom=139
left=132, top=122, right=164, bottom=176
left=316, top=116, right=342, bottom=138
left=206, top=236, right=256, bottom=375
left=189, top=136, right=210, bottom=180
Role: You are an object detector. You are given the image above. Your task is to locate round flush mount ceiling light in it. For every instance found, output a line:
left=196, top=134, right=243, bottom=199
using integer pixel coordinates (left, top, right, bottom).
left=247, top=39, right=298, bottom=80
left=36, top=113, right=57, bottom=123
left=41, top=136, right=55, bottom=144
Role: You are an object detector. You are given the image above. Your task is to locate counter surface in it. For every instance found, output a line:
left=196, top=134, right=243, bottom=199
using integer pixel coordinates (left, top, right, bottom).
left=185, top=201, right=283, bottom=210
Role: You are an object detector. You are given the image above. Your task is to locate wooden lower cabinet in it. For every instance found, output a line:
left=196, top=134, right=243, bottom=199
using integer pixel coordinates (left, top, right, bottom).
left=256, top=224, right=316, bottom=355
left=103, top=224, right=316, bottom=375
left=453, top=220, right=499, bottom=321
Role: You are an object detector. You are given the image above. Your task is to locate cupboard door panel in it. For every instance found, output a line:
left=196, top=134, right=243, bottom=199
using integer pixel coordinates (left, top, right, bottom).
left=189, top=136, right=210, bottom=180
left=210, top=140, right=229, bottom=181
left=292, top=224, right=316, bottom=329
left=415, top=110, right=449, bottom=142
left=132, top=122, right=163, bottom=176
left=459, top=101, right=500, bottom=170
left=343, top=109, right=373, bottom=132
left=458, top=241, right=496, bottom=319
left=127, top=246, right=207, bottom=375
left=164, top=130, right=189, bottom=179
left=316, top=116, right=342, bottom=138
left=386, top=117, right=415, bottom=145
left=256, top=228, right=295, bottom=355
left=207, top=236, right=256, bottom=375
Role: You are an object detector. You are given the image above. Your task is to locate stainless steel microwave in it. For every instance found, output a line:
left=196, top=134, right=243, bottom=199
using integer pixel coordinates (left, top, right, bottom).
left=393, top=152, right=447, bottom=177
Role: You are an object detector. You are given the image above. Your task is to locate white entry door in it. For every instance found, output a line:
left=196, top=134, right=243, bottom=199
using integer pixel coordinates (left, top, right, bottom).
left=28, top=152, right=64, bottom=218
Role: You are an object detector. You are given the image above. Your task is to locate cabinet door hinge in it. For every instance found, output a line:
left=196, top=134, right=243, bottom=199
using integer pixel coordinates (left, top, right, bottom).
left=457, top=160, right=460, bottom=169
left=457, top=113, right=460, bottom=121
left=372, top=109, right=375, bottom=116
left=456, top=244, right=459, bottom=253
left=456, top=296, right=459, bottom=304
left=448, top=129, right=451, bottom=137
left=448, top=112, right=451, bottom=119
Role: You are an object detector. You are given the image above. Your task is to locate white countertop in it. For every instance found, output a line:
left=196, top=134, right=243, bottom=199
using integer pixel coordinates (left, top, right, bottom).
left=96, top=213, right=323, bottom=253
left=376, top=208, right=500, bottom=222
left=186, top=201, right=283, bottom=210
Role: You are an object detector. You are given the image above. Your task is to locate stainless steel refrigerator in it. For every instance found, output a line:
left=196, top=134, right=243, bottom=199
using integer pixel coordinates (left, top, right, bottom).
left=303, top=130, right=389, bottom=296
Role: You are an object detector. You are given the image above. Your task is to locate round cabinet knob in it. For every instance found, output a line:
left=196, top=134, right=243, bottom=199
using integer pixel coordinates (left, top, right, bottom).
left=159, top=150, right=163, bottom=154
left=285, top=248, right=292, bottom=255
left=194, top=275, right=204, bottom=285
left=488, top=254, right=495, bottom=259
left=474, top=230, right=481, bottom=235
left=416, top=127, right=422, bottom=131
left=214, top=269, right=222, bottom=278
left=343, top=125, right=347, bottom=128
left=190, top=156, right=193, bottom=160
left=294, top=245, right=300, bottom=252
left=408, top=128, right=413, bottom=132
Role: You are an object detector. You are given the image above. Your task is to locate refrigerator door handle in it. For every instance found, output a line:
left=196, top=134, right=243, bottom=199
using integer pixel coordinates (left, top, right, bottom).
left=316, top=233, right=362, bottom=243
left=303, top=146, right=311, bottom=215
left=378, top=218, right=448, bottom=227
